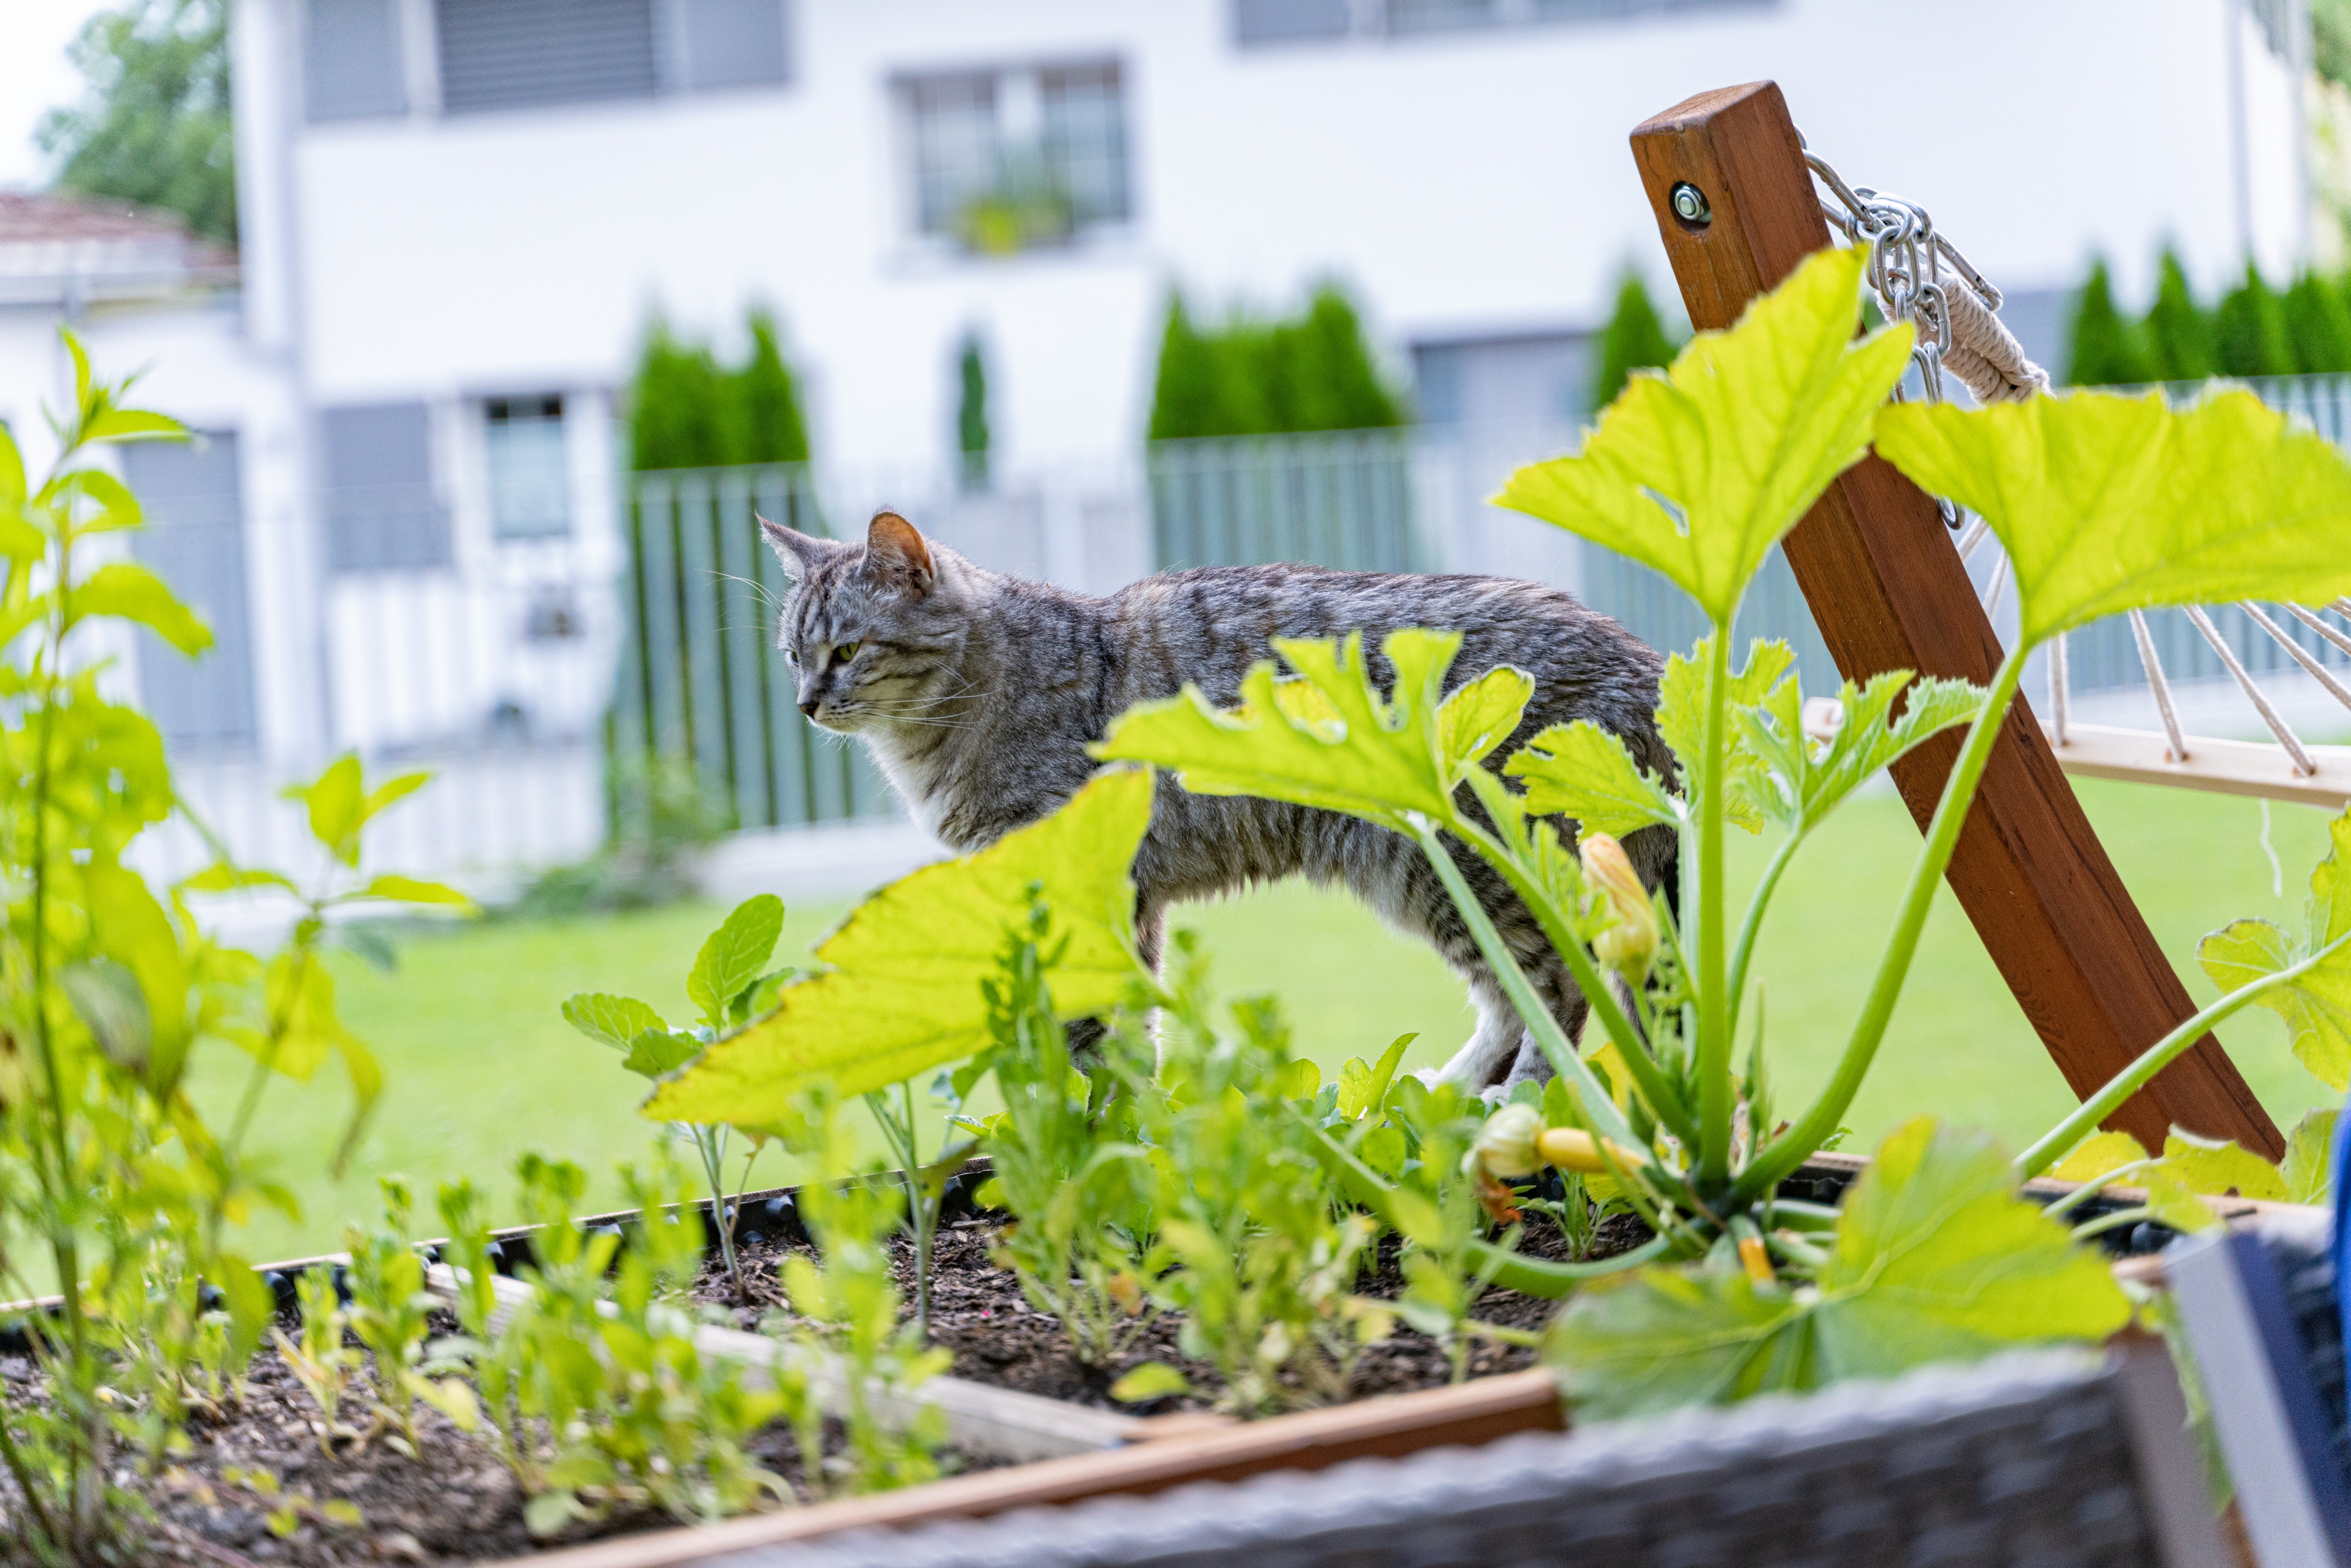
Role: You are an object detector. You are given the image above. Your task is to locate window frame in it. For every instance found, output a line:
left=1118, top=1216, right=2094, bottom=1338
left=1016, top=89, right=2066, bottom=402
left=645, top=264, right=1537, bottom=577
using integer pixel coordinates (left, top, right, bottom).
left=892, top=56, right=1135, bottom=258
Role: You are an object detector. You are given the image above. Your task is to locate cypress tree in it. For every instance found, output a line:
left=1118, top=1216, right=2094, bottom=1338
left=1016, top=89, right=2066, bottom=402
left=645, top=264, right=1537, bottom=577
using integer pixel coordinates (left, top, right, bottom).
left=629, top=321, right=728, bottom=471
left=1590, top=270, right=1681, bottom=414
left=1297, top=283, right=1405, bottom=430
left=2063, top=258, right=2155, bottom=386
left=1148, top=283, right=1405, bottom=440
left=729, top=307, right=811, bottom=465
left=955, top=330, right=989, bottom=490
left=2213, top=264, right=2298, bottom=378
left=2284, top=270, right=2351, bottom=373
left=2143, top=250, right=2219, bottom=383
left=1147, top=292, right=1223, bottom=440
left=1213, top=322, right=1278, bottom=436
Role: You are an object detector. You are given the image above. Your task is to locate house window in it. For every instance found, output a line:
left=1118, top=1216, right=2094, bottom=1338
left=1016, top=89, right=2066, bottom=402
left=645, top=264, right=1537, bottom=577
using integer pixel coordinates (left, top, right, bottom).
left=1234, top=0, right=1778, bottom=45
left=672, top=0, right=791, bottom=92
left=306, top=0, right=408, bottom=122
left=431, top=0, right=788, bottom=115
left=484, top=395, right=570, bottom=538
left=902, top=61, right=1130, bottom=253
left=436, top=0, right=658, bottom=113
left=321, top=403, right=451, bottom=571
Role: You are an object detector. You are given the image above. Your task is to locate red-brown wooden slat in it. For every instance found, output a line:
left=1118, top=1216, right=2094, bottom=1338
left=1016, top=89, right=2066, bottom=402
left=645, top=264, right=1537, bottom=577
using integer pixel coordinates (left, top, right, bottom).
left=1625, top=81, right=2279, bottom=1157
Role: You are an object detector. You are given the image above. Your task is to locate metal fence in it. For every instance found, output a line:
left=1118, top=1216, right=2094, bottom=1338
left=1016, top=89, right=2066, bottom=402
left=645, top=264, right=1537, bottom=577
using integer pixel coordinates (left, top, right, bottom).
left=132, top=372, right=2351, bottom=894
left=1147, top=428, right=1419, bottom=574
left=612, top=464, right=893, bottom=840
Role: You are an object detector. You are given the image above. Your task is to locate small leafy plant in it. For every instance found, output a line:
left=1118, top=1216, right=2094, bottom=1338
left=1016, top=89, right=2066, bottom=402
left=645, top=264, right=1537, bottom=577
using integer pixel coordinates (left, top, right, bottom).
left=273, top=1267, right=362, bottom=1453
left=343, top=1175, right=445, bottom=1452
left=452, top=1151, right=794, bottom=1536
left=960, top=904, right=1158, bottom=1368
left=0, top=337, right=465, bottom=1563
left=562, top=894, right=793, bottom=1301
left=777, top=1093, right=953, bottom=1497
left=1113, top=936, right=1387, bottom=1416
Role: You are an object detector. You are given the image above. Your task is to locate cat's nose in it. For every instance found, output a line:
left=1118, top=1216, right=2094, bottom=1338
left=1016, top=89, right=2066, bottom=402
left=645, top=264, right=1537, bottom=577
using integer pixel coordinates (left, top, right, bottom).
left=799, top=699, right=820, bottom=718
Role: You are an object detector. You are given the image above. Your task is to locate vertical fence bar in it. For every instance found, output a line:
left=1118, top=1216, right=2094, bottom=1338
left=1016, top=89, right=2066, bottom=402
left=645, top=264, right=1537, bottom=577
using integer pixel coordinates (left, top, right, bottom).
left=752, top=467, right=806, bottom=828
left=676, top=473, right=732, bottom=814
left=715, top=469, right=772, bottom=832
left=637, top=475, right=689, bottom=768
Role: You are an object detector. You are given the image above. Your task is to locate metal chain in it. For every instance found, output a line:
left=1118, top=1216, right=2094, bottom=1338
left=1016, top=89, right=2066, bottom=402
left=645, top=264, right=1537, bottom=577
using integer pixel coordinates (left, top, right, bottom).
left=1805, top=149, right=2008, bottom=408
left=1804, top=147, right=2005, bottom=527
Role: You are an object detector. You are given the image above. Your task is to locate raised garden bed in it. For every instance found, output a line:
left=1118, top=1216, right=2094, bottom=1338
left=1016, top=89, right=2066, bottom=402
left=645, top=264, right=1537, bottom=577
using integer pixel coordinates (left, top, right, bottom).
left=9, top=1152, right=2279, bottom=1567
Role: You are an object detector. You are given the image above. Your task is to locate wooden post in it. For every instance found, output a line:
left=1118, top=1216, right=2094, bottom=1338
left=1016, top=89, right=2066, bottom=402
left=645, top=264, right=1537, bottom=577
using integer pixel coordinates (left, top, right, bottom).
left=1628, top=81, right=2282, bottom=1158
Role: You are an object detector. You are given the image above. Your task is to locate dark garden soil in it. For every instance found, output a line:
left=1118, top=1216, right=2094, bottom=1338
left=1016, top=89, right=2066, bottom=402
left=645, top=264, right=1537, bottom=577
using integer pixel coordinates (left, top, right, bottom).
left=69, top=1318, right=993, bottom=1567
left=689, top=1201, right=1651, bottom=1414
left=45, top=1198, right=1636, bottom=1565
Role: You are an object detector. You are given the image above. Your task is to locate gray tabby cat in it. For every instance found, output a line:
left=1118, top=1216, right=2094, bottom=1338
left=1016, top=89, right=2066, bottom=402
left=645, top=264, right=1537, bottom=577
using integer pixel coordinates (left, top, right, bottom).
left=764, top=510, right=1675, bottom=1092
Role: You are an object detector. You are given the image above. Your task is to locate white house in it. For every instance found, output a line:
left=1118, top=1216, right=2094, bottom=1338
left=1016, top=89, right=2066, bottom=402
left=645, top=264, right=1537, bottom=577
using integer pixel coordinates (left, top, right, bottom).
left=0, top=0, right=2312, bottom=875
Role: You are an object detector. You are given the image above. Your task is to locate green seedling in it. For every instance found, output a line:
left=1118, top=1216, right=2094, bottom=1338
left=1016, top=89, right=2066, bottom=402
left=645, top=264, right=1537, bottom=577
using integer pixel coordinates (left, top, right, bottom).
left=562, top=895, right=793, bottom=1303
left=960, top=903, right=1158, bottom=1367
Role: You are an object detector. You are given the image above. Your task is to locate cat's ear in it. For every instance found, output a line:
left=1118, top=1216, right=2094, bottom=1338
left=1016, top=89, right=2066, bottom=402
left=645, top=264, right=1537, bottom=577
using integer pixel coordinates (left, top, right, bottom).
left=759, top=514, right=834, bottom=579
left=863, top=510, right=935, bottom=598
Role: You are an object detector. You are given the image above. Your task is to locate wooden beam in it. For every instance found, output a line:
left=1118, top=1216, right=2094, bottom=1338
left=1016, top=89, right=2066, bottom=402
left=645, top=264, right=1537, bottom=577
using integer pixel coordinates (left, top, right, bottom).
left=1627, top=81, right=2282, bottom=1158
left=2051, top=724, right=2351, bottom=810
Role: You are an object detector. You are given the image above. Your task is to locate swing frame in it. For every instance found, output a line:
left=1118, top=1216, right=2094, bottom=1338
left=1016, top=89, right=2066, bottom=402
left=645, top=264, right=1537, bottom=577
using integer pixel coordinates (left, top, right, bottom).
left=1630, top=80, right=2284, bottom=1158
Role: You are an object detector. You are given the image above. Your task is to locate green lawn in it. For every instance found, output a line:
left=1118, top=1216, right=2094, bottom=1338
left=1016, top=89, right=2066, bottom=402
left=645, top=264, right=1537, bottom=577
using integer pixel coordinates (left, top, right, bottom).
left=189, top=776, right=2343, bottom=1260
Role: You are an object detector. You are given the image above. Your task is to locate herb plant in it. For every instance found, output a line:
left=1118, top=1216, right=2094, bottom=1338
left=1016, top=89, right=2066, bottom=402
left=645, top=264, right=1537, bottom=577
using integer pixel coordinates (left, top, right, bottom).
left=273, top=1266, right=361, bottom=1453
left=343, top=1175, right=443, bottom=1451
left=562, top=894, right=793, bottom=1301
left=455, top=1151, right=793, bottom=1536
left=1113, top=936, right=1387, bottom=1416
left=778, top=1093, right=952, bottom=1497
left=960, top=905, right=1158, bottom=1367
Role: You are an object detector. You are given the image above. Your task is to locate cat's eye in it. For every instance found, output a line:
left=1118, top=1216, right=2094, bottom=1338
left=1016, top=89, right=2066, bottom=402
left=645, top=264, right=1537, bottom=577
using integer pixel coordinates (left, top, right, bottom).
left=784, top=649, right=799, bottom=666
left=833, top=642, right=860, bottom=663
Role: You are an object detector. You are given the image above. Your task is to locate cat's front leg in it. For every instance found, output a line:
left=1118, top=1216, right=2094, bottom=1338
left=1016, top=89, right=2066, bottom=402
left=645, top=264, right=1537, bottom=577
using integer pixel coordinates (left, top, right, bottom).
left=1421, top=976, right=1525, bottom=1097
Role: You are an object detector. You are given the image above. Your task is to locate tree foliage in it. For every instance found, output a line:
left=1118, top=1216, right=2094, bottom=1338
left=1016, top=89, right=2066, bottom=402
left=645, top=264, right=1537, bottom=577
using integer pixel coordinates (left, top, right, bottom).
left=2062, top=259, right=2155, bottom=387
left=2213, top=263, right=2297, bottom=378
left=1590, top=270, right=1684, bottom=412
left=38, top=0, right=235, bottom=245
left=956, top=330, right=990, bottom=490
left=2285, top=270, right=2351, bottom=374
left=629, top=307, right=811, bottom=471
left=2144, top=249, right=2219, bottom=382
left=1146, top=283, right=1408, bottom=440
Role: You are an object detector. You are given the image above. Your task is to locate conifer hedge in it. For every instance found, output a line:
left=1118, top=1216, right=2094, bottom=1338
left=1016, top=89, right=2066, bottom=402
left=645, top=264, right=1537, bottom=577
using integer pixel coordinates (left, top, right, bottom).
left=1590, top=270, right=1683, bottom=412
left=2213, top=263, right=2296, bottom=378
left=629, top=307, right=812, bottom=471
left=2062, top=253, right=2351, bottom=386
left=1146, top=283, right=1408, bottom=440
left=957, top=331, right=990, bottom=490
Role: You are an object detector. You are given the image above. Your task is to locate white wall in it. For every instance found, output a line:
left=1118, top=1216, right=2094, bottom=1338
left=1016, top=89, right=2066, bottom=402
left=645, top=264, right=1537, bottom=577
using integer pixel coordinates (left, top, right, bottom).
left=254, top=0, right=2307, bottom=475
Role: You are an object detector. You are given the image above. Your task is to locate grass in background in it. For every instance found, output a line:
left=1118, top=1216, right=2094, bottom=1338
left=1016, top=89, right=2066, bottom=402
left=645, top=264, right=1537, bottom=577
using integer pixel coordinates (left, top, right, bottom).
left=189, top=776, right=2340, bottom=1259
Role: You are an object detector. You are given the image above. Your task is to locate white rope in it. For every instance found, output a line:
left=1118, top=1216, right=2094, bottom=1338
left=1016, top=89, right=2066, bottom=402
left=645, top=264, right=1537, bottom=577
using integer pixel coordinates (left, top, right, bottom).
left=2129, top=609, right=2189, bottom=763
left=2291, top=601, right=2351, bottom=659
left=1941, top=279, right=2050, bottom=406
left=2241, top=601, right=2351, bottom=714
left=2185, top=605, right=2319, bottom=775
left=2048, top=631, right=2070, bottom=745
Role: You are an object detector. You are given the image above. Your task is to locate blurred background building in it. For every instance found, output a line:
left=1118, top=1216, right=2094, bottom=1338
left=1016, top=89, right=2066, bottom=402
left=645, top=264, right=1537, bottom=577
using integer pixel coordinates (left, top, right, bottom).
left=0, top=0, right=2325, bottom=887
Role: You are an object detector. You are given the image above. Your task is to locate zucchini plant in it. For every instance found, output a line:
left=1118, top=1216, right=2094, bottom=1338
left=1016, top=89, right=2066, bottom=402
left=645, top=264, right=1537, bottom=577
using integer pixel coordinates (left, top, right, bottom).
left=1093, top=244, right=2351, bottom=1412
